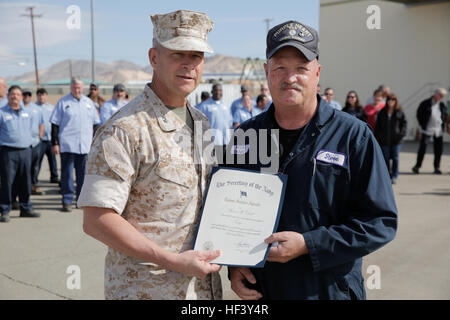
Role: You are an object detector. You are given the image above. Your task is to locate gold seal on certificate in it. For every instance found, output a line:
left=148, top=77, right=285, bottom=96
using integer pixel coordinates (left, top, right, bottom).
left=193, top=167, right=287, bottom=267
left=202, top=241, right=214, bottom=251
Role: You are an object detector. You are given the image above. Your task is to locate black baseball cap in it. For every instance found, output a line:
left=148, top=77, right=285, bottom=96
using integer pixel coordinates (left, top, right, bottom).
left=240, top=84, right=249, bottom=92
left=266, top=20, right=319, bottom=61
left=22, top=88, right=32, bottom=96
left=113, top=83, right=126, bottom=92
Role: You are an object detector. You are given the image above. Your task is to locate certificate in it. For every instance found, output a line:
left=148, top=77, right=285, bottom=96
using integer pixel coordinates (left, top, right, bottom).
left=193, top=167, right=287, bottom=268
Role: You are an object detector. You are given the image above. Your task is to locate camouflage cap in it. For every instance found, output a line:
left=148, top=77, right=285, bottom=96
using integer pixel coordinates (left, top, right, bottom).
left=151, top=10, right=214, bottom=53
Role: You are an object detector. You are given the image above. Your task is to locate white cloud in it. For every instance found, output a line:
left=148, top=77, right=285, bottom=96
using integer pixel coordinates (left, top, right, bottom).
left=0, top=45, right=24, bottom=62
left=0, top=2, right=89, bottom=51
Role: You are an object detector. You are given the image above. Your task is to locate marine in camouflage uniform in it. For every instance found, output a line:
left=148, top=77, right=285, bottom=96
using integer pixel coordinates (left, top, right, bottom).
left=78, top=10, right=222, bottom=300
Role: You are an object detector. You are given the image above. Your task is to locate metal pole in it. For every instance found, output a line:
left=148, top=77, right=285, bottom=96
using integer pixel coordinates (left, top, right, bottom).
left=69, top=59, right=73, bottom=79
left=263, top=18, right=274, bottom=34
left=90, top=0, right=95, bottom=83
left=22, top=7, right=42, bottom=87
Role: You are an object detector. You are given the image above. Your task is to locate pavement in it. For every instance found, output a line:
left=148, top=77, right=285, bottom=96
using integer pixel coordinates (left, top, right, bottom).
left=0, top=141, right=449, bottom=300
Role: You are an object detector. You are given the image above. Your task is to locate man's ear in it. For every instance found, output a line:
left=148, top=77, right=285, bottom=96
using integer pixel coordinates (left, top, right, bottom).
left=316, top=62, right=321, bottom=83
left=264, top=62, right=269, bottom=79
left=316, top=62, right=321, bottom=76
left=149, top=48, right=157, bottom=69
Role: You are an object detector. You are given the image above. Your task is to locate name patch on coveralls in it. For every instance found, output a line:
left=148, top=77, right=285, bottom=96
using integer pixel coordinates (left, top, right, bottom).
left=316, top=150, right=346, bottom=167
left=231, top=144, right=250, bottom=154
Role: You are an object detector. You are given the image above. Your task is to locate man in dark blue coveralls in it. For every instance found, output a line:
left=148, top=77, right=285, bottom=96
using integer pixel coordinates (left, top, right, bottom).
left=227, top=21, right=398, bottom=300
left=0, top=86, right=40, bottom=223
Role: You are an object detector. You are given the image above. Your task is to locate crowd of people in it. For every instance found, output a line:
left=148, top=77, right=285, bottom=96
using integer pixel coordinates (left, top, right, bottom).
left=322, top=84, right=409, bottom=184
left=318, top=85, right=449, bottom=179
left=0, top=77, right=129, bottom=222
left=0, top=8, right=446, bottom=301
left=195, top=80, right=449, bottom=184
left=195, top=83, right=271, bottom=145
left=0, top=72, right=448, bottom=224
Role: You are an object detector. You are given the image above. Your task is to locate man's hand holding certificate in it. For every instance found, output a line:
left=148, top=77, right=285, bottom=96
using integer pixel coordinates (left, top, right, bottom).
left=193, top=167, right=287, bottom=267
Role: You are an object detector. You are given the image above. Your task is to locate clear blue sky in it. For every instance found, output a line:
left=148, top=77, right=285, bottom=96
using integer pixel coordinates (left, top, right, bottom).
left=0, top=0, right=319, bottom=78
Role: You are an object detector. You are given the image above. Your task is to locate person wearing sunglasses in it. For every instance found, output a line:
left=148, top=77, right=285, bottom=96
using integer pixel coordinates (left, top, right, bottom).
left=323, top=87, right=342, bottom=111
left=342, top=90, right=367, bottom=123
left=87, top=83, right=105, bottom=112
left=374, top=93, right=407, bottom=184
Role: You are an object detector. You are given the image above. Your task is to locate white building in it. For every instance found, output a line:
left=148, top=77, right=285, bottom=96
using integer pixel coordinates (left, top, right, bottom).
left=319, top=0, right=450, bottom=140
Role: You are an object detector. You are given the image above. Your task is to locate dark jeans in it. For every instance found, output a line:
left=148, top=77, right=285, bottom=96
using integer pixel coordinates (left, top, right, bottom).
left=60, top=152, right=87, bottom=205
left=37, top=140, right=58, bottom=181
left=31, top=142, right=42, bottom=186
left=0, top=146, right=32, bottom=214
left=381, top=144, right=402, bottom=179
left=415, top=134, right=443, bottom=169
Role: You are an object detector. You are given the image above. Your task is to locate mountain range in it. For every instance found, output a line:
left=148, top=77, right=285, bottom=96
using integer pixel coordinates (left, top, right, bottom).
left=6, top=54, right=264, bottom=84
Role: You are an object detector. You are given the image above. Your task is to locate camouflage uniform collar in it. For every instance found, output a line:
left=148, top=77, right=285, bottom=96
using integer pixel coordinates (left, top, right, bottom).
left=143, top=83, right=190, bottom=132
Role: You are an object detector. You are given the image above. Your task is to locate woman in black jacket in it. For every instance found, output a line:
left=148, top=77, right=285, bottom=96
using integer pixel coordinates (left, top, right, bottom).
left=342, top=90, right=368, bottom=123
left=374, top=93, right=407, bottom=184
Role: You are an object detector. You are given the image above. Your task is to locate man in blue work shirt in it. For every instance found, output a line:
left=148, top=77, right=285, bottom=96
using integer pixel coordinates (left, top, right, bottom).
left=252, top=83, right=272, bottom=111
left=35, top=88, right=58, bottom=184
left=253, top=94, right=270, bottom=116
left=324, top=87, right=342, bottom=111
left=0, top=86, right=40, bottom=222
left=196, top=83, right=233, bottom=146
left=100, top=83, right=128, bottom=125
left=227, top=21, right=398, bottom=300
left=0, top=77, right=7, bottom=108
left=230, top=85, right=250, bottom=117
left=22, top=89, right=44, bottom=195
left=233, top=94, right=258, bottom=128
left=50, top=77, right=100, bottom=212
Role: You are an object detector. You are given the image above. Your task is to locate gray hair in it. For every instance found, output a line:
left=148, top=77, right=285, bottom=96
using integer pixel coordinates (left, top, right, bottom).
left=71, top=77, right=83, bottom=86
left=435, top=88, right=447, bottom=96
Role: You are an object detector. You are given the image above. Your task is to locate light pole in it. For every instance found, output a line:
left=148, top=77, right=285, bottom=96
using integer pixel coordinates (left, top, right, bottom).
left=90, top=0, right=96, bottom=83
left=22, top=7, right=42, bottom=86
left=263, top=18, right=274, bottom=34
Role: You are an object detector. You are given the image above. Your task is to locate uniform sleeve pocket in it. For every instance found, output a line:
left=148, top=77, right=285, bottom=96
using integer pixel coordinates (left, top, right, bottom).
left=102, top=135, right=135, bottom=183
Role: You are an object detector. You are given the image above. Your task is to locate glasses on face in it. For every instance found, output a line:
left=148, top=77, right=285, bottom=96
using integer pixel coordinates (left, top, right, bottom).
left=325, top=93, right=333, bottom=96
left=90, top=87, right=97, bottom=91
left=347, top=95, right=356, bottom=99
